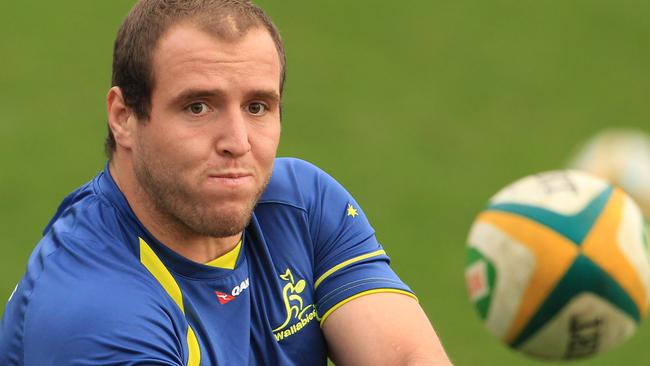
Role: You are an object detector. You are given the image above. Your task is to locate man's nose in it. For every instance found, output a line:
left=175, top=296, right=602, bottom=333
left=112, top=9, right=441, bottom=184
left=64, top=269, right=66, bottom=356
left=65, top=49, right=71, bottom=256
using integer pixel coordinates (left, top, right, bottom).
left=214, top=108, right=251, bottom=158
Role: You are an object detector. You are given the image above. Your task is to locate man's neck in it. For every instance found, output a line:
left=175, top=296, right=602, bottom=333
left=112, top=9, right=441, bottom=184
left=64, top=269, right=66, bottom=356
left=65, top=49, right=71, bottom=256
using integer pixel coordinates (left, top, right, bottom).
left=109, top=159, right=241, bottom=264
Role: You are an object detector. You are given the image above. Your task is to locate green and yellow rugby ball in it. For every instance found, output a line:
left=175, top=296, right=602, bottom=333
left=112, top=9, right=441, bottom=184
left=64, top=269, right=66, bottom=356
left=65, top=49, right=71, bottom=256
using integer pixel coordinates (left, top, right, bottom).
left=465, top=170, right=650, bottom=360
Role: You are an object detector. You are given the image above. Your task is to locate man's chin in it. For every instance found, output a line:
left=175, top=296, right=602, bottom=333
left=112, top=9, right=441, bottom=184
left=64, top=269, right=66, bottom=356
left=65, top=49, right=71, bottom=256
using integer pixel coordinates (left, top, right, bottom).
left=185, top=181, right=267, bottom=236
left=188, top=205, right=255, bottom=237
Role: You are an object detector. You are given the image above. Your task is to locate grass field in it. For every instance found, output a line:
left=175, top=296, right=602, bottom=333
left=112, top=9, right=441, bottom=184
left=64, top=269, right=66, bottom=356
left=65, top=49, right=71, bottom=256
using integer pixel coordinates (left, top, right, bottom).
left=2, top=1, right=650, bottom=364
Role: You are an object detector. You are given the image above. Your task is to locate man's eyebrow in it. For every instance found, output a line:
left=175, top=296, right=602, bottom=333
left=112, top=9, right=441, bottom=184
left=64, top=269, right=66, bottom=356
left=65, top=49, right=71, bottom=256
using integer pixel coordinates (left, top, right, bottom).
left=170, top=89, right=227, bottom=105
left=247, top=89, right=281, bottom=103
left=169, top=88, right=281, bottom=105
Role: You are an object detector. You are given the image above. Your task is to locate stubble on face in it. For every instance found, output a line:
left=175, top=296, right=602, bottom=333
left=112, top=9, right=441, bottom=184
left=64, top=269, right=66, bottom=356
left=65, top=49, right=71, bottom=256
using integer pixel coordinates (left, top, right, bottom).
left=124, top=25, right=281, bottom=244
left=133, top=142, right=271, bottom=239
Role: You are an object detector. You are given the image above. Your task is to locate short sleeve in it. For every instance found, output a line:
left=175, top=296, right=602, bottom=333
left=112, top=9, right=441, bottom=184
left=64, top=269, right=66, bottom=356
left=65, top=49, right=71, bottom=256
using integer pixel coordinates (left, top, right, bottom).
left=26, top=320, right=185, bottom=366
left=22, top=249, right=187, bottom=366
left=306, top=163, right=416, bottom=324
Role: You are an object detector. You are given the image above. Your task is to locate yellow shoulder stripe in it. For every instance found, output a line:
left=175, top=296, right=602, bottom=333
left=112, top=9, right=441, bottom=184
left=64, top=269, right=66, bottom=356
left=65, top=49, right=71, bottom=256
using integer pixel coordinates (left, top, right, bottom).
left=319, top=289, right=418, bottom=326
left=314, top=249, right=386, bottom=289
left=139, top=238, right=201, bottom=366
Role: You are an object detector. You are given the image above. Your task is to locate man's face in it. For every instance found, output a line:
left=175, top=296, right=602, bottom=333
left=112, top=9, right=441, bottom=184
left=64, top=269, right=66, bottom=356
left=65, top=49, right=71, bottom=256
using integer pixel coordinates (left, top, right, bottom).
left=131, top=23, right=281, bottom=238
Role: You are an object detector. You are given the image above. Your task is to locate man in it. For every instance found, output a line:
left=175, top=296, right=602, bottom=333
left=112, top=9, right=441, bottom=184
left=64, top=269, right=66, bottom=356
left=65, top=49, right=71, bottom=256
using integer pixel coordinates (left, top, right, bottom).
left=0, top=0, right=452, bottom=364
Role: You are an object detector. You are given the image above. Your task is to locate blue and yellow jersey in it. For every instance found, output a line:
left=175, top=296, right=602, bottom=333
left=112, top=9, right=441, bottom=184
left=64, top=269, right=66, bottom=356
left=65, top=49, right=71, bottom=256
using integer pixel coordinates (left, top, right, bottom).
left=0, top=158, right=414, bottom=365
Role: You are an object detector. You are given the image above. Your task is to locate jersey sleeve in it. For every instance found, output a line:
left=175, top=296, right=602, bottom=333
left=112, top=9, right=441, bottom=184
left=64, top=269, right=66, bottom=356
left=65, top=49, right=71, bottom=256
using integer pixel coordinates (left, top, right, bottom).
left=20, top=244, right=188, bottom=366
left=25, top=319, right=185, bottom=366
left=305, top=162, right=416, bottom=324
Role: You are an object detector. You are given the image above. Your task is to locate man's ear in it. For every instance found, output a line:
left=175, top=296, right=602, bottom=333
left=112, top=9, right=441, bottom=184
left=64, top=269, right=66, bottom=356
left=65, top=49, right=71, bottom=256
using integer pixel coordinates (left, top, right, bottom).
left=107, top=86, right=138, bottom=150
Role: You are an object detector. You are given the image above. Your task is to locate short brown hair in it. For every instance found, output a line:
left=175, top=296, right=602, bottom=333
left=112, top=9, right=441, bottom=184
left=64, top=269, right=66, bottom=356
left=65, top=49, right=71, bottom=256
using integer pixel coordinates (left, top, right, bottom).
left=105, top=0, right=286, bottom=158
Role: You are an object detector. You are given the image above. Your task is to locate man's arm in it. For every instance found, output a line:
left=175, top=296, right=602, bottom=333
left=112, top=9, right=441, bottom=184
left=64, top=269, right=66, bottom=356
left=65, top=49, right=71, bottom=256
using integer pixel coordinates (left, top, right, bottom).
left=322, top=293, right=452, bottom=366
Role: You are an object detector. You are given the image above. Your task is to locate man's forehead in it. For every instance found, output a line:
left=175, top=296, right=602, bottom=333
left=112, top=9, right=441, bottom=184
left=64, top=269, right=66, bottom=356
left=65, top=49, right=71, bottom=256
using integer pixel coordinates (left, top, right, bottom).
left=149, top=23, right=281, bottom=97
left=153, top=22, right=277, bottom=66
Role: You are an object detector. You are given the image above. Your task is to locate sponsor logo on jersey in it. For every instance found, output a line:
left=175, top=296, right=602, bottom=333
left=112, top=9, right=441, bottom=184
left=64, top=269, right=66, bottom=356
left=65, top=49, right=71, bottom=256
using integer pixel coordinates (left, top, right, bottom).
left=215, top=277, right=249, bottom=305
left=272, top=268, right=318, bottom=342
left=215, top=291, right=235, bottom=304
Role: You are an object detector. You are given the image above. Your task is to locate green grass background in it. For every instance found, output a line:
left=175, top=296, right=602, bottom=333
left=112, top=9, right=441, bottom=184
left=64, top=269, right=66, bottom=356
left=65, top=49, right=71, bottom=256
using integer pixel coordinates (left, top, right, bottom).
left=1, top=1, right=649, bottom=364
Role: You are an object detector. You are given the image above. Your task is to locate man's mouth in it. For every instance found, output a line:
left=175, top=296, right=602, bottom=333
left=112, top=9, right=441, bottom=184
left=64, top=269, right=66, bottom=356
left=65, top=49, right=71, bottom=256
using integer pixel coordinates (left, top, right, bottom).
left=207, top=171, right=255, bottom=187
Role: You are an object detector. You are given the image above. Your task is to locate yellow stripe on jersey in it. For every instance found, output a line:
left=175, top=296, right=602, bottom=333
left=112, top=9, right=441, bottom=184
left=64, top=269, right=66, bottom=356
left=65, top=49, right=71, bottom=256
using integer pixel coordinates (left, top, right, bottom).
left=205, top=239, right=242, bottom=270
left=139, top=238, right=201, bottom=366
left=186, top=326, right=201, bottom=366
left=319, top=289, right=418, bottom=326
left=314, top=249, right=386, bottom=289
left=139, top=238, right=185, bottom=312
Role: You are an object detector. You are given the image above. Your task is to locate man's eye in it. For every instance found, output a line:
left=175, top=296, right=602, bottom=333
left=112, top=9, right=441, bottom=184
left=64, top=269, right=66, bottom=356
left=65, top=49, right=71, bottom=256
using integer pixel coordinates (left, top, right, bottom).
left=187, top=102, right=209, bottom=115
left=247, top=102, right=267, bottom=116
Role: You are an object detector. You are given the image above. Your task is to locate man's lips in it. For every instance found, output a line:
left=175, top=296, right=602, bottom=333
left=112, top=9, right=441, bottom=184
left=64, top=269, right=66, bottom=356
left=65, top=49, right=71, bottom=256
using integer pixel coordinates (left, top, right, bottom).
left=206, top=171, right=255, bottom=186
left=209, top=172, right=253, bottom=179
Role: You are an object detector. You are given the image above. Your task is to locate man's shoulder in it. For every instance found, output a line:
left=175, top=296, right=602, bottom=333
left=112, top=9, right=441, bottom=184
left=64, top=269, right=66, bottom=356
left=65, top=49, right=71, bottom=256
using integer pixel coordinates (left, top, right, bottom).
left=23, top=167, right=180, bottom=320
left=27, top=249, right=175, bottom=317
left=24, top=228, right=172, bottom=319
left=44, top=171, right=123, bottom=237
left=39, top=168, right=142, bottom=264
left=17, top=252, right=186, bottom=365
left=17, top=169, right=174, bottom=337
left=267, top=157, right=324, bottom=188
left=260, top=157, right=338, bottom=209
left=2, top=231, right=184, bottom=365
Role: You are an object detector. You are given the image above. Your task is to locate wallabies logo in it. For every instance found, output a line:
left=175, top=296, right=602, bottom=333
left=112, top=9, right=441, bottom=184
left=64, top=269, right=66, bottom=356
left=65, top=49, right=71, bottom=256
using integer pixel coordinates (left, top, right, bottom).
left=272, top=268, right=319, bottom=341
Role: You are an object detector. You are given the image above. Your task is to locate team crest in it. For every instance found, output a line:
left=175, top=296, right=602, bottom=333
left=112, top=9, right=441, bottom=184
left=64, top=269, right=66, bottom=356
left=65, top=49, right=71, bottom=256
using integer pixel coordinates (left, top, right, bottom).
left=272, top=268, right=319, bottom=341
